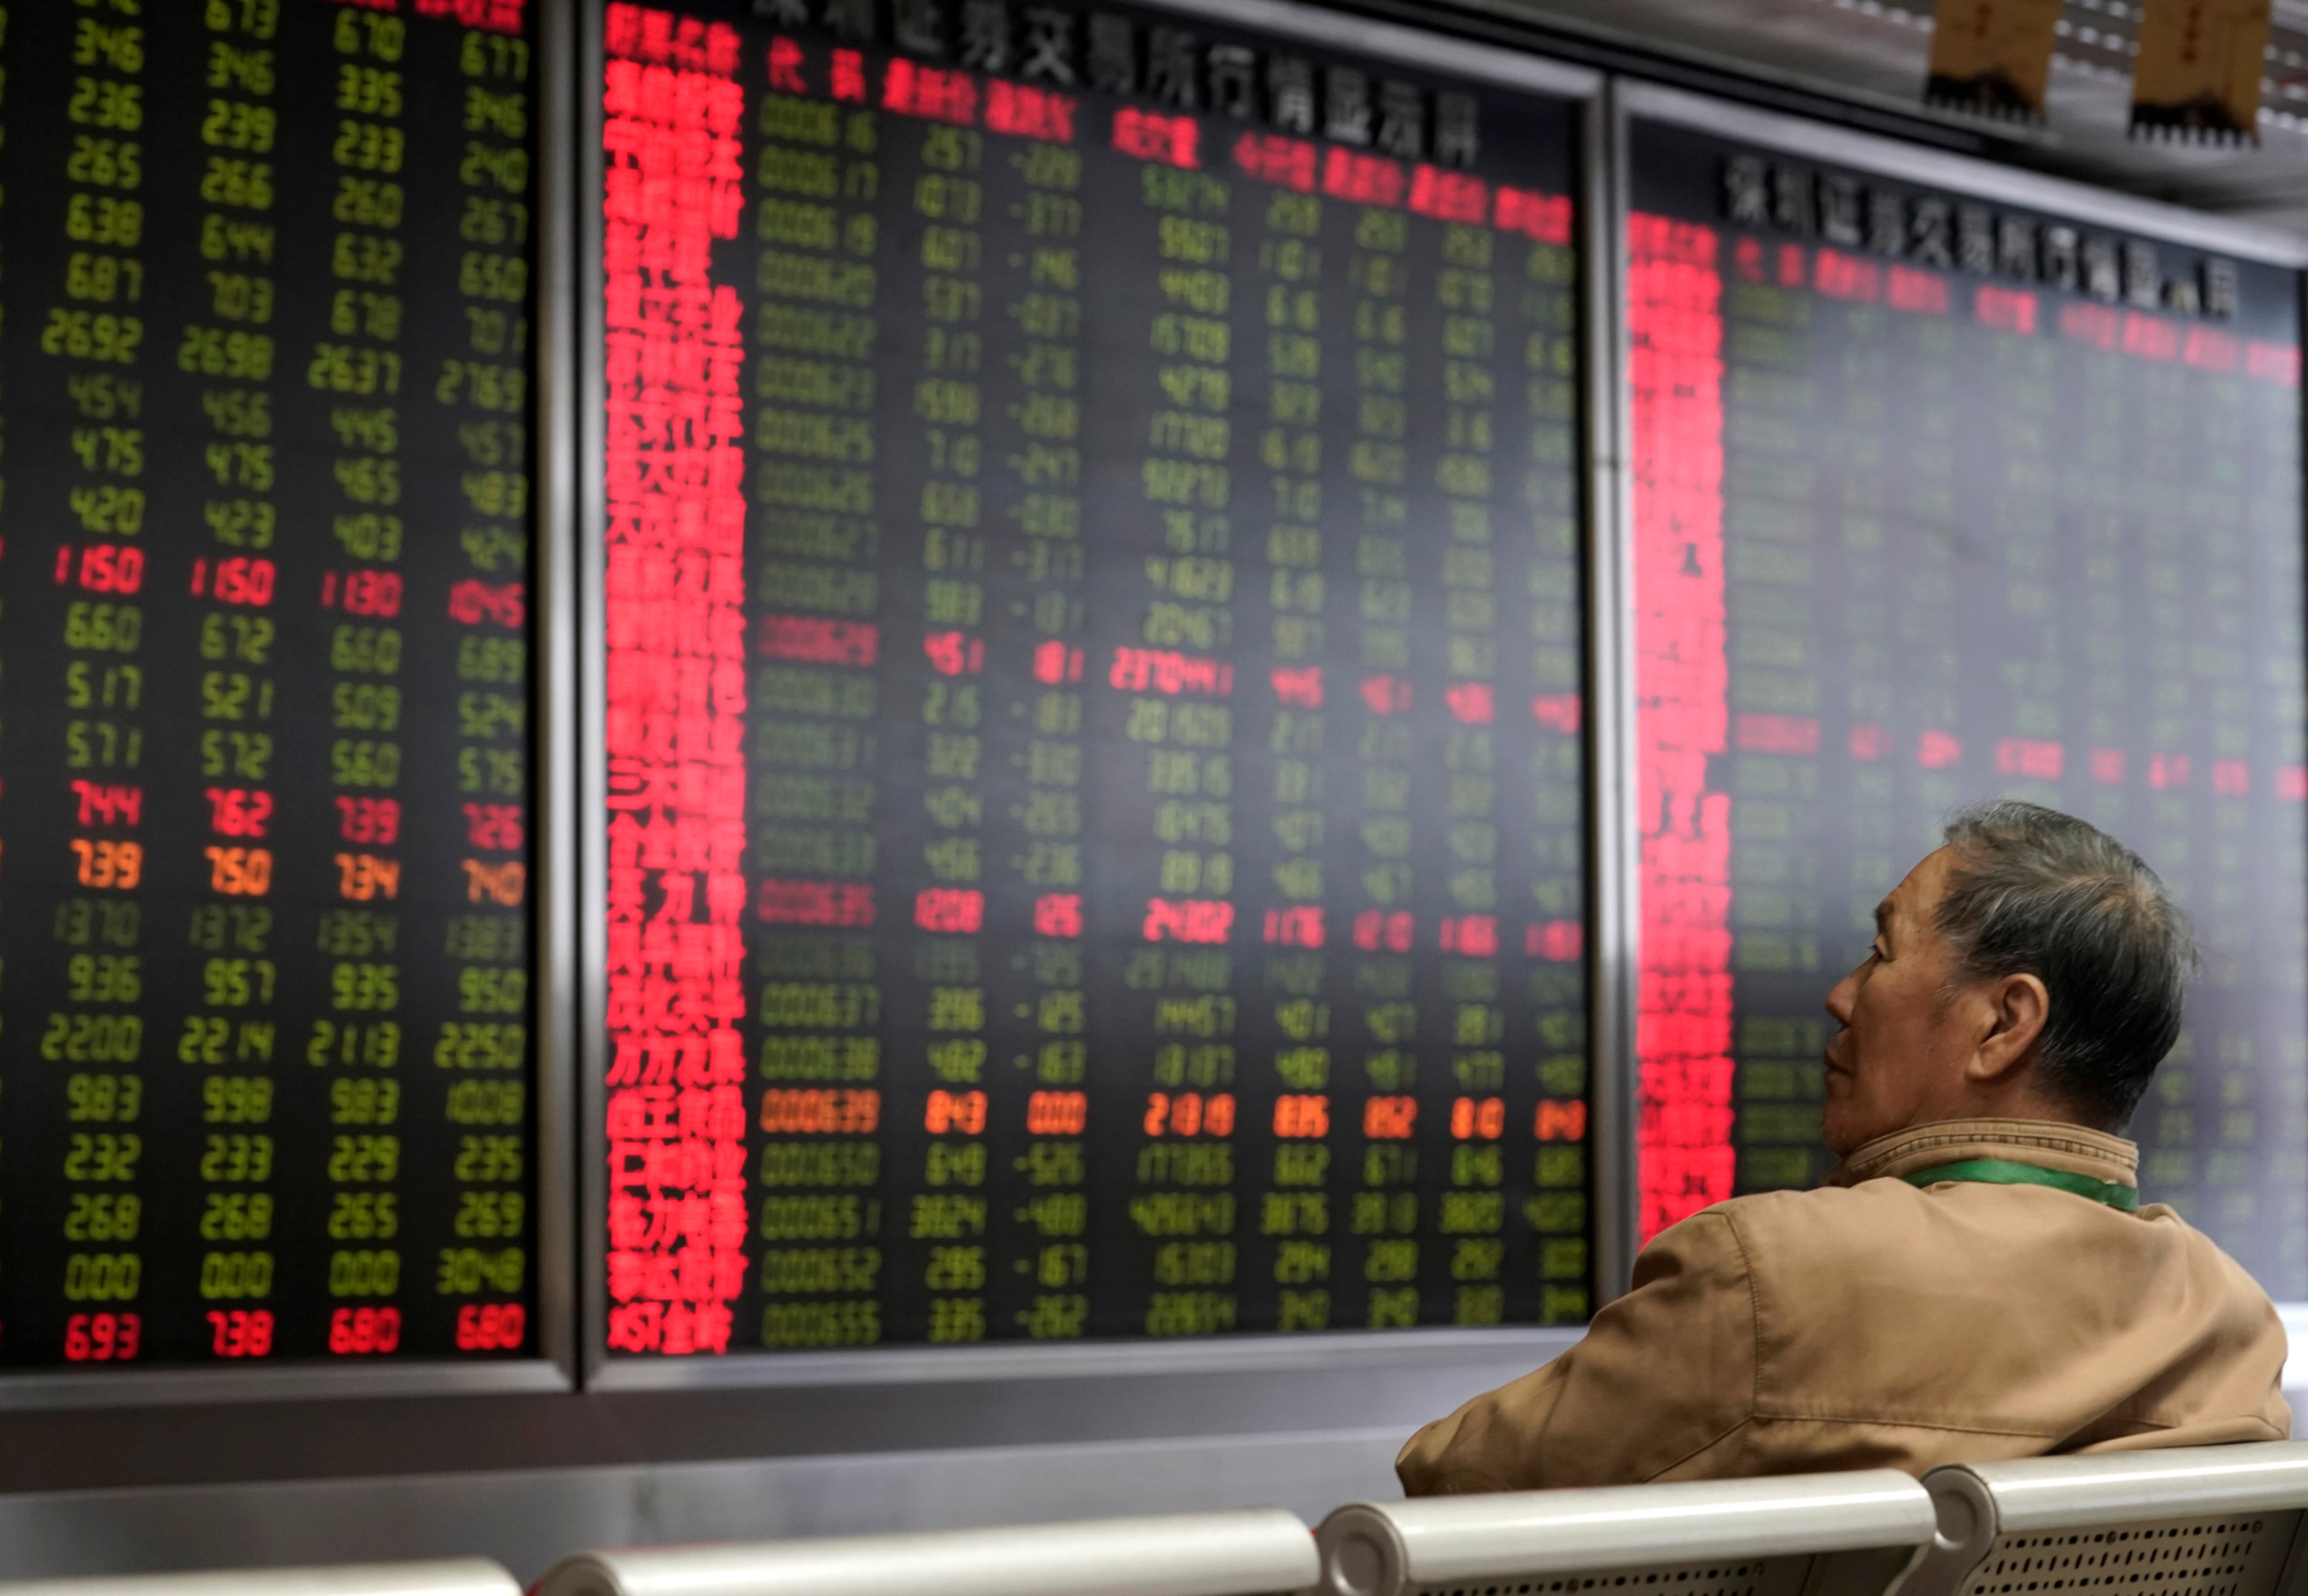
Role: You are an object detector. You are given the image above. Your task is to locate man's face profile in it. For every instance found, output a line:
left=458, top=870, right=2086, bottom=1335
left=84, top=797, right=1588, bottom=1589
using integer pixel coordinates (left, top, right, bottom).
left=1821, top=846, right=1980, bottom=1155
left=1821, top=826, right=2097, bottom=1155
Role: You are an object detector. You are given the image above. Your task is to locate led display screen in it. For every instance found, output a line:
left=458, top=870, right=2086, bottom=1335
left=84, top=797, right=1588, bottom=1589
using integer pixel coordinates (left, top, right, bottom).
left=1627, top=115, right=2308, bottom=1293
left=595, top=0, right=1595, bottom=1355
left=0, top=0, right=541, bottom=1366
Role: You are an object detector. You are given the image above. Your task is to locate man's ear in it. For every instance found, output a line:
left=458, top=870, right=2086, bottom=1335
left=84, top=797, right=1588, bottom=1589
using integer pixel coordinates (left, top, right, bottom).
left=1968, top=971, right=2049, bottom=1083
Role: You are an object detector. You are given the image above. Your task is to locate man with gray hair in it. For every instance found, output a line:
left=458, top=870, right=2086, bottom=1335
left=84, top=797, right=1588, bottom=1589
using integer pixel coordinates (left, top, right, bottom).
left=1398, top=801, right=2288, bottom=1491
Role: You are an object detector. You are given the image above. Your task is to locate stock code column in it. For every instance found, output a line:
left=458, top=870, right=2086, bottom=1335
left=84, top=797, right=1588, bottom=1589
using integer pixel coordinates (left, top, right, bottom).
left=0, top=0, right=541, bottom=1368
left=605, top=1, right=1591, bottom=1359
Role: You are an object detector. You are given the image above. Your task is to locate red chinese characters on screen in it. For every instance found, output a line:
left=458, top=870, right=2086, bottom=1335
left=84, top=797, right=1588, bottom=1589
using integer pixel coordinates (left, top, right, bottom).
left=600, top=5, right=749, bottom=1357
left=1628, top=214, right=1735, bottom=1241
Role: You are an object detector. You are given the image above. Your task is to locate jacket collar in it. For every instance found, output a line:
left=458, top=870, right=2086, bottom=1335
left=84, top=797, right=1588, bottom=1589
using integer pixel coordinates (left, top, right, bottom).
left=1823, top=1117, right=2139, bottom=1190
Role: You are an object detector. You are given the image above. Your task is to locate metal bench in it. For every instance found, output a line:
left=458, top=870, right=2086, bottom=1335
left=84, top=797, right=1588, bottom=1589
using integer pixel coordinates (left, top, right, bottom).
left=0, top=1560, right=518, bottom=1596
left=1905, top=1441, right=2308, bottom=1596
left=533, top=1506, right=1319, bottom=1596
left=1313, top=1471, right=1937, bottom=1596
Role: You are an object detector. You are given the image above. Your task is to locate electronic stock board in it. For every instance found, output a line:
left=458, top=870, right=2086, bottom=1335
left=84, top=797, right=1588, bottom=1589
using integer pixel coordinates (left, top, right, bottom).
left=592, top=0, right=1596, bottom=1357
left=1626, top=96, right=2308, bottom=1293
left=5, top=0, right=2283, bottom=1387
left=0, top=0, right=544, bottom=1370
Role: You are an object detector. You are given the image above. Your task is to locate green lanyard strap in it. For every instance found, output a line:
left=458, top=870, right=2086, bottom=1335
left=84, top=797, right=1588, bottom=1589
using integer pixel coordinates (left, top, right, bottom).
left=1899, top=1157, right=2141, bottom=1213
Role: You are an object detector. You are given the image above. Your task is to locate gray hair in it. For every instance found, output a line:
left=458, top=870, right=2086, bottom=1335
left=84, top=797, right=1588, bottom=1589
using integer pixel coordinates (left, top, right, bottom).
left=1935, top=800, right=2198, bottom=1128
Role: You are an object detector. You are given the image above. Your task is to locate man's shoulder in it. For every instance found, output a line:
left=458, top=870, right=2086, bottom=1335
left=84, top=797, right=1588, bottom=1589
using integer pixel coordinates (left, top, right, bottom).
left=1668, top=1175, right=2253, bottom=1296
left=1641, top=1180, right=1991, bottom=1285
left=1637, top=1177, right=2287, bottom=1448
left=1635, top=1184, right=1907, bottom=1283
left=1652, top=1181, right=1912, bottom=1269
left=1670, top=1178, right=1922, bottom=1240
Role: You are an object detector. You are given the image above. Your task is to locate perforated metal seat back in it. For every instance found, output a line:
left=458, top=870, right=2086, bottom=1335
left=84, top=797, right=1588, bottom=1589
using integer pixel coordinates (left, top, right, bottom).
left=1951, top=1508, right=2303, bottom=1596
left=1397, top=1550, right=1809, bottom=1596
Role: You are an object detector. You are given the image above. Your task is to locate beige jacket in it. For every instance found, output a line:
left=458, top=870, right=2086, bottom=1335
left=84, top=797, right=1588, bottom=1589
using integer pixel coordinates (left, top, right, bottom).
left=1399, top=1118, right=2290, bottom=1494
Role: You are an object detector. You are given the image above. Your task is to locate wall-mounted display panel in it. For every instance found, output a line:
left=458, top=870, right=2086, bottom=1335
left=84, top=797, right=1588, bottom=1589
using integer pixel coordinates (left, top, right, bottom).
left=0, top=0, right=550, bottom=1372
left=1624, top=88, right=2308, bottom=1293
left=588, top=0, right=1600, bottom=1361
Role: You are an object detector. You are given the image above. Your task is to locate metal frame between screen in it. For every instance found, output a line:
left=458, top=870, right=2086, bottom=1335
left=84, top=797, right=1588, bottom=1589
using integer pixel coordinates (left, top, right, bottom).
left=577, top=0, right=1621, bottom=1390
left=0, top=0, right=582, bottom=1413
left=1602, top=78, right=2308, bottom=1286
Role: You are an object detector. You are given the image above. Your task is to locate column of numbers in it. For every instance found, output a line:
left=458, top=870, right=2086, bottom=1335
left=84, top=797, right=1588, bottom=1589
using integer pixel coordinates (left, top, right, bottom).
left=187, top=0, right=289, bottom=1364
left=1003, top=137, right=1091, bottom=1342
left=751, top=81, right=886, bottom=1353
left=437, top=16, right=536, bottom=1354
left=1257, top=187, right=1331, bottom=1334
left=2194, top=361, right=2254, bottom=1259
left=1722, top=265, right=1831, bottom=1196
left=1130, top=158, right=1240, bottom=1340
left=1348, top=204, right=1420, bottom=1332
left=53, top=0, right=154, bottom=1363
left=1431, top=220, right=1505, bottom=1328
left=1520, top=232, right=1588, bottom=1322
left=315, top=3, right=411, bottom=1344
left=1718, top=262, right=1825, bottom=1198
left=910, top=117, right=994, bottom=1348
left=2246, top=372, right=2308, bottom=1293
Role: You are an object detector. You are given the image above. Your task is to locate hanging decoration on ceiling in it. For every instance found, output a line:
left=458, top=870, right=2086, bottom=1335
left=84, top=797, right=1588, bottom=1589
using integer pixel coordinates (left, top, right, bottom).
left=1922, top=0, right=2065, bottom=119
left=2130, top=0, right=2272, bottom=141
